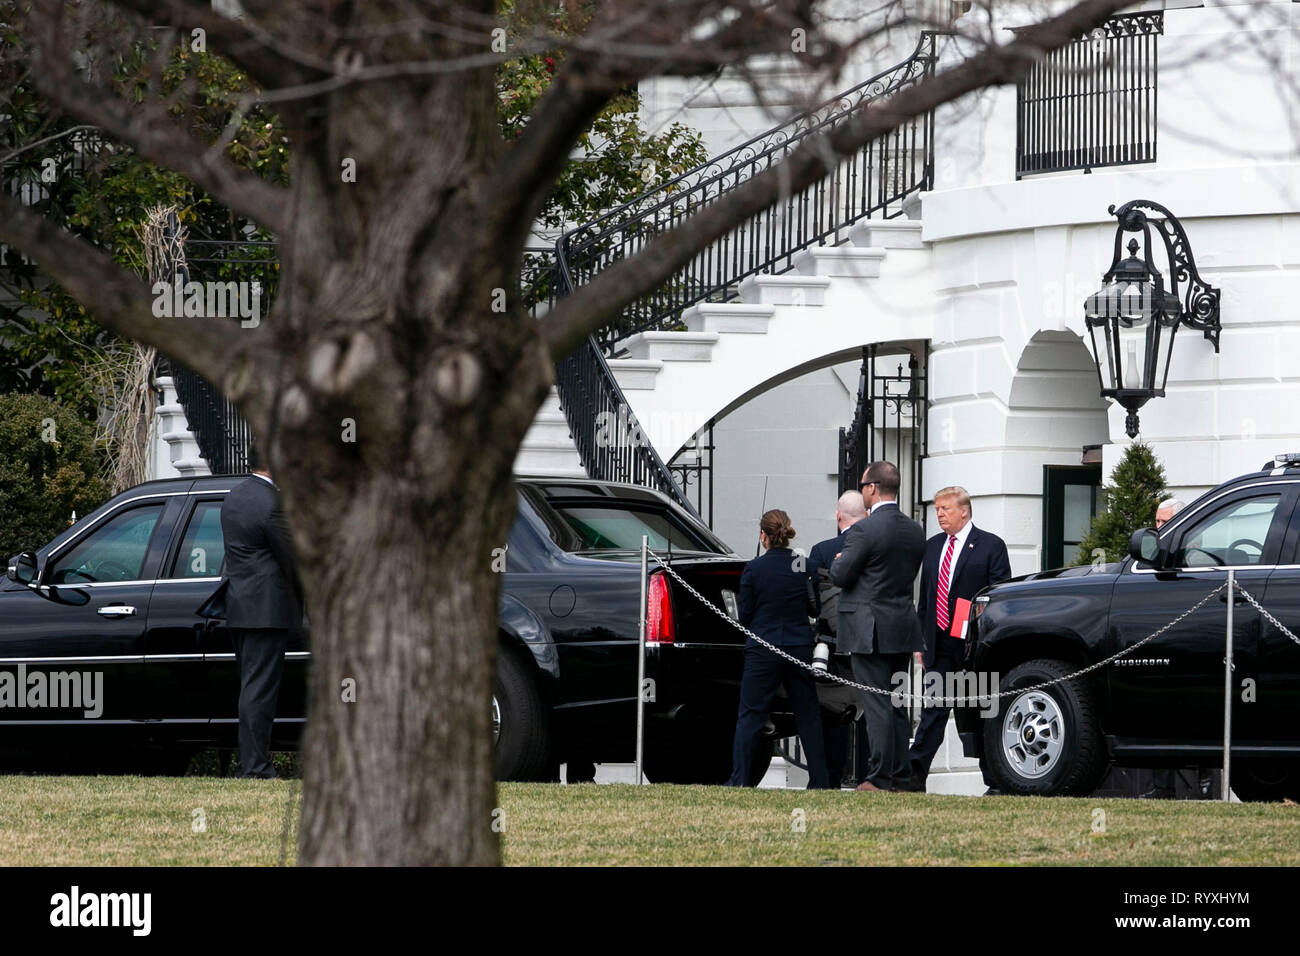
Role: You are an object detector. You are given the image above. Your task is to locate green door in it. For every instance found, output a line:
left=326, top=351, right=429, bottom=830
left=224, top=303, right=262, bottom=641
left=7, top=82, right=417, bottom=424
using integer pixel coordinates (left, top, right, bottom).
left=1042, top=465, right=1102, bottom=570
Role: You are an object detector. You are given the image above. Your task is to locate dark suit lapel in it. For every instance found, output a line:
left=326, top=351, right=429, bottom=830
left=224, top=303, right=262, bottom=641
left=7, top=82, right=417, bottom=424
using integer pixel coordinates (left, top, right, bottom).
left=952, top=526, right=982, bottom=595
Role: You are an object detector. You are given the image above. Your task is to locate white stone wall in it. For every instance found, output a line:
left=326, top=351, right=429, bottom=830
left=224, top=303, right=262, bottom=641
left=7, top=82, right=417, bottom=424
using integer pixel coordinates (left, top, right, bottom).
left=707, top=361, right=859, bottom=555
left=922, top=0, right=1300, bottom=572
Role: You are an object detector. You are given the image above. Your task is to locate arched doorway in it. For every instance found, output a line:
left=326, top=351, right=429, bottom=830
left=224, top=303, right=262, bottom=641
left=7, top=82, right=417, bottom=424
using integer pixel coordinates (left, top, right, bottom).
left=1006, top=330, right=1110, bottom=571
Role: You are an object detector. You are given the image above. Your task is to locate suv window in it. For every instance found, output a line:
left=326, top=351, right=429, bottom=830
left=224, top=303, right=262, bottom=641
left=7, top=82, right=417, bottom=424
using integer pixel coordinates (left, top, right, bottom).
left=1171, top=494, right=1281, bottom=568
left=169, top=500, right=225, bottom=578
left=47, top=503, right=164, bottom=584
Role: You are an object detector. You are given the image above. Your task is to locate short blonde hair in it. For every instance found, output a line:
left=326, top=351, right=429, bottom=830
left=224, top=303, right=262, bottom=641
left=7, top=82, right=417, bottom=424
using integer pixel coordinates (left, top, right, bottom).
left=933, top=486, right=972, bottom=514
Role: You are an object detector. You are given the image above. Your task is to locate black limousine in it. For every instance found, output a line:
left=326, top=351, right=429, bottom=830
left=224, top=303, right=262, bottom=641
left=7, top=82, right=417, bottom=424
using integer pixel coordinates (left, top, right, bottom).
left=3, top=475, right=843, bottom=782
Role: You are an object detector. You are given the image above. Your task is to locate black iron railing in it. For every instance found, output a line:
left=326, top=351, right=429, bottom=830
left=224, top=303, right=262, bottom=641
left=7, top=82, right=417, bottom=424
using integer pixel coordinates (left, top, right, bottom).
left=161, top=232, right=276, bottom=475
left=545, top=35, right=940, bottom=508
left=553, top=336, right=700, bottom=515
left=556, top=32, right=940, bottom=356
left=1016, top=12, right=1163, bottom=178
left=166, top=355, right=253, bottom=475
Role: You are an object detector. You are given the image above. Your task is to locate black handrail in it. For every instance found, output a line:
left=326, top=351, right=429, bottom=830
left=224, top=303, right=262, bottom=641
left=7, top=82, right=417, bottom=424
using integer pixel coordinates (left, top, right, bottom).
left=522, top=246, right=699, bottom=515
left=546, top=34, right=940, bottom=508
left=556, top=32, right=940, bottom=355
left=160, top=230, right=272, bottom=476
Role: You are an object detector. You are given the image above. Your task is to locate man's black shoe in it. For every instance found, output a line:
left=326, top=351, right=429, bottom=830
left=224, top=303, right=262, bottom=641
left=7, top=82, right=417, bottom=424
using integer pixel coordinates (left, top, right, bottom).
left=1139, top=786, right=1175, bottom=800
left=899, top=773, right=927, bottom=793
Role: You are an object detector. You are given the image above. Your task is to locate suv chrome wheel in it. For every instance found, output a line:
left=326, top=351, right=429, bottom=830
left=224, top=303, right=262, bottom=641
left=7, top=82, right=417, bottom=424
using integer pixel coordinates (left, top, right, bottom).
left=491, top=695, right=501, bottom=746
left=1002, top=690, right=1064, bottom=779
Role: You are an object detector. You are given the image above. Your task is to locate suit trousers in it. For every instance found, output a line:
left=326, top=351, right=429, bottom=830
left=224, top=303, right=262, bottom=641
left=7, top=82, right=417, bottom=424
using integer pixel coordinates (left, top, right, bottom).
left=851, top=650, right=913, bottom=790
left=232, top=628, right=290, bottom=778
left=728, top=642, right=830, bottom=788
left=909, top=632, right=965, bottom=779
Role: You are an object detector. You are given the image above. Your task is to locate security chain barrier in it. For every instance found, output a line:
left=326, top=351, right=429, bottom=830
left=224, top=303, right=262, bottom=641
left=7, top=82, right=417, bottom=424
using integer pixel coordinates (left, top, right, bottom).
left=1233, top=580, right=1300, bottom=647
left=648, top=548, right=1234, bottom=707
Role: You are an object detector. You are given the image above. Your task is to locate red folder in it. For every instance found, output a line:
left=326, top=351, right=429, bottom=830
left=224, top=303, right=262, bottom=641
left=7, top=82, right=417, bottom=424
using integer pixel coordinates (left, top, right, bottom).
left=949, top=598, right=972, bottom=639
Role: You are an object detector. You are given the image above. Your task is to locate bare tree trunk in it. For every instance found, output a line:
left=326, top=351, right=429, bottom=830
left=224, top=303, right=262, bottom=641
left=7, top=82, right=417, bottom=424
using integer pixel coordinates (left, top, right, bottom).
left=284, top=326, right=550, bottom=864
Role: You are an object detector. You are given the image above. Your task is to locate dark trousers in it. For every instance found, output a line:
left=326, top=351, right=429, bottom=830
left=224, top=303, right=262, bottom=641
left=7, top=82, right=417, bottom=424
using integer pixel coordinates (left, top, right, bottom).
left=728, top=642, right=830, bottom=788
left=232, top=628, right=289, bottom=778
left=851, top=650, right=913, bottom=790
left=909, top=633, right=965, bottom=781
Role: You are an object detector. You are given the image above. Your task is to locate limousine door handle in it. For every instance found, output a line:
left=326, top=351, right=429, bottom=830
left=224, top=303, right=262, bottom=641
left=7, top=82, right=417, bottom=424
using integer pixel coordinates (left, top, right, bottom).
left=97, top=605, right=138, bottom=618
left=1218, top=592, right=1246, bottom=605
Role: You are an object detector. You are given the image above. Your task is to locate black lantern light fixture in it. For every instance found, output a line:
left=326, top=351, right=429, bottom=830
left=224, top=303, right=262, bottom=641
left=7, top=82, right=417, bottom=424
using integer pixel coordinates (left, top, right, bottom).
left=1084, top=200, right=1221, bottom=438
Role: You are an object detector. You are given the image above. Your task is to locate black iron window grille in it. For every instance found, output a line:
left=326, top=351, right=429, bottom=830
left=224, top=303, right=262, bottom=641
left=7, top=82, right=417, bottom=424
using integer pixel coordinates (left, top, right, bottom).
left=1016, top=12, right=1163, bottom=179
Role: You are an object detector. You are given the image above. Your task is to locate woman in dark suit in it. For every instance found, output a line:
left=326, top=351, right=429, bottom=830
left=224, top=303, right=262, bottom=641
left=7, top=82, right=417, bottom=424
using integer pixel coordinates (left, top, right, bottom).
left=726, top=509, right=831, bottom=788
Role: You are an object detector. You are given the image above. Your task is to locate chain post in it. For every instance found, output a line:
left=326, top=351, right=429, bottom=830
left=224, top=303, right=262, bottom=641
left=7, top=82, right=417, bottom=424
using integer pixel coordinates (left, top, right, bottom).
left=1223, top=569, right=1235, bottom=802
left=636, top=535, right=648, bottom=786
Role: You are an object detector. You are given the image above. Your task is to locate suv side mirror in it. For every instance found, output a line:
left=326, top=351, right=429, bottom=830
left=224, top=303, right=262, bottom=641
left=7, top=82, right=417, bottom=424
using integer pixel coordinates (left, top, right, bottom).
left=1129, top=529, right=1161, bottom=568
left=7, top=551, right=40, bottom=586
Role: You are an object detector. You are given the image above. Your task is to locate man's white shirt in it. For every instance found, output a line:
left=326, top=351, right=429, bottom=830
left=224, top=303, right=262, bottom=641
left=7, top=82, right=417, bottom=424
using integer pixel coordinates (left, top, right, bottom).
left=939, top=520, right=975, bottom=583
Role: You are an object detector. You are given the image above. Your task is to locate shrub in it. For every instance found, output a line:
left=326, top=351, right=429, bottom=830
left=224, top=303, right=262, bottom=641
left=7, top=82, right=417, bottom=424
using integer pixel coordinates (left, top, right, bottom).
left=1074, top=442, right=1168, bottom=565
left=0, top=393, right=110, bottom=558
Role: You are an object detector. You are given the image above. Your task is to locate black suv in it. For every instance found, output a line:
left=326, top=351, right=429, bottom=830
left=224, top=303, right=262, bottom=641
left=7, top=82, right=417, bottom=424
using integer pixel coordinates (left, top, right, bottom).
left=957, top=454, right=1300, bottom=800
left=2, top=475, right=778, bottom=781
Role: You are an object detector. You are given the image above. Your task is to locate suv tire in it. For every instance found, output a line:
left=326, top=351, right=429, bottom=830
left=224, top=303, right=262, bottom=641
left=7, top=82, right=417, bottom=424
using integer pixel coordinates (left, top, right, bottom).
left=982, top=658, right=1107, bottom=796
left=1231, top=760, right=1300, bottom=802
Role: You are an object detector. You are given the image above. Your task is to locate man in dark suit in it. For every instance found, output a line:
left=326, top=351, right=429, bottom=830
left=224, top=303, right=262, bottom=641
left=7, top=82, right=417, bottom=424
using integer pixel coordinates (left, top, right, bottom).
left=830, top=461, right=926, bottom=792
left=808, top=490, right=869, bottom=787
left=908, top=485, right=1012, bottom=791
left=220, top=448, right=302, bottom=779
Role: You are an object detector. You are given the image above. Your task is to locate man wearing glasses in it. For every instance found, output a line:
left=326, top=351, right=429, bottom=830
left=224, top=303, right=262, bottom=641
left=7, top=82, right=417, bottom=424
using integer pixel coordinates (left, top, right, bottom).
left=830, top=461, right=926, bottom=792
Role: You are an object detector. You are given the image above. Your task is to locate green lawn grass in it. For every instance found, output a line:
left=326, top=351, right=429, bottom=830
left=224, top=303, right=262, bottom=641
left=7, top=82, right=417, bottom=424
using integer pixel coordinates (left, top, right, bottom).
left=1, top=776, right=1294, bottom=866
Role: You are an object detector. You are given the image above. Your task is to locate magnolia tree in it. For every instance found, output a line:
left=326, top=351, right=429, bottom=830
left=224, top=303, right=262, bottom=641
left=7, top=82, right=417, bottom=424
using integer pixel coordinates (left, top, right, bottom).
left=0, top=0, right=1140, bottom=864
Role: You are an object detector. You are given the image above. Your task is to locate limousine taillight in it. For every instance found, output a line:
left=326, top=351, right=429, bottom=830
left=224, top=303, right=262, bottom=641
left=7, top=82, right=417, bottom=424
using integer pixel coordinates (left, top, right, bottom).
left=646, top=570, right=675, bottom=644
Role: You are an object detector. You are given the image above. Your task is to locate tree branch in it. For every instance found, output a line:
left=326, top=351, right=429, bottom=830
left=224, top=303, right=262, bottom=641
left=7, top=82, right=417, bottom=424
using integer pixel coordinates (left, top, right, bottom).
left=539, top=0, right=1140, bottom=359
left=26, top=51, right=289, bottom=234
left=103, top=0, right=308, bottom=91
left=0, top=194, right=258, bottom=391
left=486, top=0, right=822, bottom=249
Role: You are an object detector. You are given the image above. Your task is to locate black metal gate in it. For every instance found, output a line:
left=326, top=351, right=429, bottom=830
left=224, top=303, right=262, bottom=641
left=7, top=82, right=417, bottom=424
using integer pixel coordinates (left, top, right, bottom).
left=838, top=342, right=928, bottom=528
left=667, top=420, right=715, bottom=529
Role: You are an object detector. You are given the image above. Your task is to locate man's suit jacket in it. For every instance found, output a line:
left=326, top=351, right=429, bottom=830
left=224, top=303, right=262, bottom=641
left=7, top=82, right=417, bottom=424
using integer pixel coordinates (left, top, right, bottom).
left=915, top=524, right=1012, bottom=666
left=220, top=476, right=303, bottom=631
left=738, top=546, right=816, bottom=647
left=829, top=503, right=925, bottom=655
left=807, top=528, right=848, bottom=620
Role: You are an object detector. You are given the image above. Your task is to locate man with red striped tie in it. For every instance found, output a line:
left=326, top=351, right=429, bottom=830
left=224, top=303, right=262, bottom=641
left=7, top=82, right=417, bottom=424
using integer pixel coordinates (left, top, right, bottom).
left=908, top=486, right=1011, bottom=792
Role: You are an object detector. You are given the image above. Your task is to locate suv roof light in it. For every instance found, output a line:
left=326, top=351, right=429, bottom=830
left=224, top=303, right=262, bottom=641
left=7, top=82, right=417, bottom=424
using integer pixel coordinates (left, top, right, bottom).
left=1267, top=453, right=1300, bottom=472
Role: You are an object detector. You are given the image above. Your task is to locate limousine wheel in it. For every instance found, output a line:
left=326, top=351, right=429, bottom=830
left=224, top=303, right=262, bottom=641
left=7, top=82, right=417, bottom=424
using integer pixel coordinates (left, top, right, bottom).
left=982, top=658, right=1107, bottom=797
left=1231, top=761, right=1300, bottom=802
left=494, top=646, right=552, bottom=782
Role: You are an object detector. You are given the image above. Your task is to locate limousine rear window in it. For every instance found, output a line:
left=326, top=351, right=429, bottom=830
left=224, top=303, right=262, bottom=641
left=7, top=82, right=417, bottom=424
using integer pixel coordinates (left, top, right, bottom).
left=550, top=504, right=721, bottom=554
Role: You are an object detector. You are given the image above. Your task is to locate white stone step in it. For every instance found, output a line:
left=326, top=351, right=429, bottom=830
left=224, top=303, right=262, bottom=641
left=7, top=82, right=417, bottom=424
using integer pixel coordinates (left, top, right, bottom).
left=849, top=218, right=924, bottom=249
left=738, top=273, right=832, bottom=306
left=514, top=436, right=585, bottom=477
left=682, top=302, right=775, bottom=334
left=794, top=245, right=887, bottom=278
left=622, top=331, right=719, bottom=362
left=522, top=409, right=572, bottom=446
left=607, top=358, right=664, bottom=390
